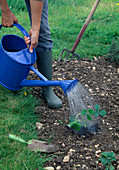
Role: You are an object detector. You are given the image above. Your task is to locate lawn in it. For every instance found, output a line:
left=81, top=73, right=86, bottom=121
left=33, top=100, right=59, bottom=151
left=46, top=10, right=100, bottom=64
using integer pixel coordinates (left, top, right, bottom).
left=0, top=86, right=50, bottom=169
left=48, top=0, right=119, bottom=59
left=0, top=0, right=119, bottom=60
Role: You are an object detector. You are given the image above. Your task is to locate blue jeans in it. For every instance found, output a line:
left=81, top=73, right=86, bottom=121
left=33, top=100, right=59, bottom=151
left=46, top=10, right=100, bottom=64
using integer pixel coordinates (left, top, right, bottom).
left=25, top=0, right=53, bottom=52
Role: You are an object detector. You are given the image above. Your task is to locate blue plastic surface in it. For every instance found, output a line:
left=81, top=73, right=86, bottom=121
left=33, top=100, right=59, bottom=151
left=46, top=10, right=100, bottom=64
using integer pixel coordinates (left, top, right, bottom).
left=20, top=79, right=79, bottom=95
left=0, top=24, right=36, bottom=90
left=0, top=23, right=79, bottom=94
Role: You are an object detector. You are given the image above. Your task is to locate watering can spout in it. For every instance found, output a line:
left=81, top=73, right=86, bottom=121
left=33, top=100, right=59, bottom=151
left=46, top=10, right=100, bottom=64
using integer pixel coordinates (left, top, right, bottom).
left=20, top=79, right=79, bottom=95
left=59, top=79, right=79, bottom=94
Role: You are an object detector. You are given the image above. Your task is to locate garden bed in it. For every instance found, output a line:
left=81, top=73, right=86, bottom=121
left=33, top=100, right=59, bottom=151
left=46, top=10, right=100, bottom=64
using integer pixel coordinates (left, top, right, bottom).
left=30, top=57, right=119, bottom=170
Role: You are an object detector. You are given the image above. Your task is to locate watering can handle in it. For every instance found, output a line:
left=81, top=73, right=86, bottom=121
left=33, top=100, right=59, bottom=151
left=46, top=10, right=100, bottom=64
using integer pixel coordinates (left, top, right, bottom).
left=0, top=23, right=30, bottom=38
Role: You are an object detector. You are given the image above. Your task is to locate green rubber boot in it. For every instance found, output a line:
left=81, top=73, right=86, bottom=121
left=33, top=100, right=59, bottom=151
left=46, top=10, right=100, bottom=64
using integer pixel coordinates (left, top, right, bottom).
left=36, top=50, right=62, bottom=108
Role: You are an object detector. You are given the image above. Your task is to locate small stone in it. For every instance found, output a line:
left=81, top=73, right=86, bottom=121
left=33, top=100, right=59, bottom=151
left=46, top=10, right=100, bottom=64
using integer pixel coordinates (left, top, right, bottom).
left=102, top=119, right=105, bottom=124
left=36, top=122, right=43, bottom=130
left=117, top=68, right=119, bottom=74
left=68, top=149, right=75, bottom=155
left=93, top=57, right=97, bottom=60
left=57, top=78, right=63, bottom=80
left=75, top=164, right=81, bottom=167
left=96, top=87, right=99, bottom=92
left=56, top=166, right=61, bottom=170
left=100, top=92, right=105, bottom=96
left=95, top=144, right=99, bottom=148
left=54, top=123, right=60, bottom=125
left=63, top=155, right=70, bottom=163
left=105, top=72, right=108, bottom=76
left=84, top=84, right=88, bottom=87
left=29, top=70, right=34, bottom=74
left=93, top=66, right=96, bottom=70
left=89, top=88, right=93, bottom=93
left=82, top=164, right=88, bottom=169
left=70, top=159, right=73, bottom=163
left=95, top=150, right=101, bottom=154
left=44, top=167, right=54, bottom=170
left=86, top=156, right=91, bottom=160
left=61, top=143, right=65, bottom=148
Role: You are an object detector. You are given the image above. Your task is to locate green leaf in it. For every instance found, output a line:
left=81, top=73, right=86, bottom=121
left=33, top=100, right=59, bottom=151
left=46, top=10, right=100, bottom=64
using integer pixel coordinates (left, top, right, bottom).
left=110, top=156, right=116, bottom=161
left=69, top=121, right=82, bottom=131
left=58, top=120, right=63, bottom=124
left=81, top=109, right=87, bottom=115
left=105, top=165, right=110, bottom=170
left=109, top=164, right=115, bottom=170
left=110, top=152, right=116, bottom=161
left=88, top=109, right=95, bottom=115
left=107, top=158, right=111, bottom=165
left=99, top=110, right=107, bottom=116
left=95, top=104, right=100, bottom=112
left=87, top=114, right=92, bottom=121
left=101, top=152, right=109, bottom=158
left=110, top=152, right=115, bottom=157
left=107, top=152, right=111, bottom=157
left=94, top=112, right=99, bottom=117
left=100, top=156, right=108, bottom=165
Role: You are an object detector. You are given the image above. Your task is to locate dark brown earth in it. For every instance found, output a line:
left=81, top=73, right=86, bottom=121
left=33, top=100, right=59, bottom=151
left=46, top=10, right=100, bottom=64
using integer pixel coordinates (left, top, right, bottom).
left=29, top=57, right=119, bottom=170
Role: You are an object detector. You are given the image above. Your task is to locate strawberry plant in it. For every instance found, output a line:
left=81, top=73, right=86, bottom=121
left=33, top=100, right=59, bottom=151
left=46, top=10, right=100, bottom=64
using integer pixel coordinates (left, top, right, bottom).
left=68, top=104, right=107, bottom=131
left=98, top=152, right=116, bottom=170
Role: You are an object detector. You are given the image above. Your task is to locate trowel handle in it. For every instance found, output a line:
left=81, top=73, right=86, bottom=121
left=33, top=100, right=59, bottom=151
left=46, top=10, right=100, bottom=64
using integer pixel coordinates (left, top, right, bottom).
left=0, top=23, right=30, bottom=38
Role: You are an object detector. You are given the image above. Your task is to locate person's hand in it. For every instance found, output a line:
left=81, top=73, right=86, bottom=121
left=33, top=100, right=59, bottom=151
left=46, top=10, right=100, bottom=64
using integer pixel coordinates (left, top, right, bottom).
left=2, top=10, right=18, bottom=27
left=24, top=29, right=39, bottom=53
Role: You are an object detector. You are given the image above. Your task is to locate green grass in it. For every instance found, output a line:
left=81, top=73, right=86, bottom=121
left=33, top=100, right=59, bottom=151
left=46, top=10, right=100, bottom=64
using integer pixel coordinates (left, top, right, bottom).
left=0, top=0, right=119, bottom=59
left=0, top=86, right=50, bottom=169
left=48, top=0, right=119, bottom=59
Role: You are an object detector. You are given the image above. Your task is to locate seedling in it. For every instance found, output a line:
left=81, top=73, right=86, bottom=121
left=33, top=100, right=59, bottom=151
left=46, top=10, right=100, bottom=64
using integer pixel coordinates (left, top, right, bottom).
left=68, top=104, right=107, bottom=131
left=98, top=151, right=116, bottom=170
left=58, top=120, right=63, bottom=124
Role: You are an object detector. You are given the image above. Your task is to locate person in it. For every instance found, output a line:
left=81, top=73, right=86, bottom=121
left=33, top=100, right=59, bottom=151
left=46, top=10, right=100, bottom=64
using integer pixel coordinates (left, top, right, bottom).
left=0, top=0, right=62, bottom=108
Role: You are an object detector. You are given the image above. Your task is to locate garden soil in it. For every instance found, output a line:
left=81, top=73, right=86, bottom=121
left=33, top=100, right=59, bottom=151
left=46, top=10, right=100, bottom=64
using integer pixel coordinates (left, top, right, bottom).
left=29, top=57, right=119, bottom=170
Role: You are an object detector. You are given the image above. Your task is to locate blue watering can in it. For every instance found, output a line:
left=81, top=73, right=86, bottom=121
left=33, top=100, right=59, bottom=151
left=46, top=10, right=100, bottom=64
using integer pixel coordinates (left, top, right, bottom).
left=0, top=23, right=79, bottom=94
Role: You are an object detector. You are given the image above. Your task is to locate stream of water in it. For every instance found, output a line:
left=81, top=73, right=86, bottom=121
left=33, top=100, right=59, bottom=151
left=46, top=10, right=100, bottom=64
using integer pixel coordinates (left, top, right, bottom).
left=66, top=83, right=99, bottom=135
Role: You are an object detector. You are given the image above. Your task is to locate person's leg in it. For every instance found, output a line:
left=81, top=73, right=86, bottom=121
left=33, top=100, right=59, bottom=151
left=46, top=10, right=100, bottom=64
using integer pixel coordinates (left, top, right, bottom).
left=24, top=0, right=31, bottom=25
left=25, top=0, right=62, bottom=108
